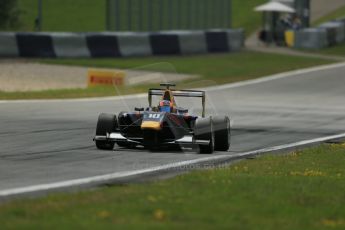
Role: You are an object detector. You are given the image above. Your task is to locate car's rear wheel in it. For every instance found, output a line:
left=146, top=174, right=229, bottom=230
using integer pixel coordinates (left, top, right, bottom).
left=194, top=117, right=214, bottom=154
left=213, top=116, right=231, bottom=151
left=95, top=113, right=117, bottom=150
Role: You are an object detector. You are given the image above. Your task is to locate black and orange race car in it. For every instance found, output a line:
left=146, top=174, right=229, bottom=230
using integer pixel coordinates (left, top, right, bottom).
left=94, top=83, right=230, bottom=154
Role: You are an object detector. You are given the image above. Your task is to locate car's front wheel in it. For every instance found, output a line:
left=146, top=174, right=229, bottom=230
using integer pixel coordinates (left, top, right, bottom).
left=95, top=113, right=117, bottom=150
left=213, top=116, right=231, bottom=151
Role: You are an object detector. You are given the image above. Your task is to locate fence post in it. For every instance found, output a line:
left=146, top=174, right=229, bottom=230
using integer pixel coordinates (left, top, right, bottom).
left=219, top=0, right=223, bottom=28
left=226, top=0, right=231, bottom=28
left=115, top=0, right=121, bottom=31
left=159, top=0, right=164, bottom=30
left=204, top=0, right=208, bottom=29
left=178, top=0, right=183, bottom=29
left=139, top=0, right=143, bottom=31
left=35, top=0, right=43, bottom=31
left=222, top=0, right=228, bottom=28
left=168, top=0, right=173, bottom=30
left=106, top=0, right=110, bottom=30
left=187, top=0, right=192, bottom=29
left=195, top=0, right=202, bottom=29
left=128, top=0, right=132, bottom=31
left=148, top=0, right=153, bottom=31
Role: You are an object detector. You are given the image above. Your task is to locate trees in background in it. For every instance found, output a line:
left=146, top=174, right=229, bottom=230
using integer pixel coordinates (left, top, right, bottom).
left=0, top=0, right=21, bottom=29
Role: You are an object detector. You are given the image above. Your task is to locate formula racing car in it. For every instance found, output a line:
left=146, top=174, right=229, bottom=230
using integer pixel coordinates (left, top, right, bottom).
left=94, top=83, right=231, bottom=154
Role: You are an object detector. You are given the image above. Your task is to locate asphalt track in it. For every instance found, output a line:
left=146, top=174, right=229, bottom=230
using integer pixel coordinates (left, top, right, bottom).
left=1, top=63, right=345, bottom=197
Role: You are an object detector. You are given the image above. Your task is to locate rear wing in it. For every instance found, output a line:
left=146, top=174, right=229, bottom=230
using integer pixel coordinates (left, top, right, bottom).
left=148, top=89, right=206, bottom=117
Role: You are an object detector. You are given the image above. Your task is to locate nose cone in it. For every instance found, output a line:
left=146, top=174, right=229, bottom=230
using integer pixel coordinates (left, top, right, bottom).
left=141, top=121, right=161, bottom=131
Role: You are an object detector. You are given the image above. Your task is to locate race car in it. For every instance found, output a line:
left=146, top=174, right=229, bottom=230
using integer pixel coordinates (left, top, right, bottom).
left=93, top=83, right=231, bottom=154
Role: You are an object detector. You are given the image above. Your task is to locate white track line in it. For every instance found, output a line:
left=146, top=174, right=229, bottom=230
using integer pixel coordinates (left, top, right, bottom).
left=1, top=62, right=345, bottom=104
left=1, top=132, right=345, bottom=197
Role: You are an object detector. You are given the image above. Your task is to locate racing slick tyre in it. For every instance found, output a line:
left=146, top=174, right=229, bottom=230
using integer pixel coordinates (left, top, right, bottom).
left=194, top=117, right=215, bottom=154
left=213, top=116, right=231, bottom=151
left=95, top=113, right=117, bottom=150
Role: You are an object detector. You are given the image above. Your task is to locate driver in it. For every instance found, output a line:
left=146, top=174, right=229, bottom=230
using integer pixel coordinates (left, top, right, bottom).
left=158, top=100, right=173, bottom=113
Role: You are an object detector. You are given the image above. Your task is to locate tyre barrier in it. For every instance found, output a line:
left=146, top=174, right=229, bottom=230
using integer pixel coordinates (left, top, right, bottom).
left=291, top=19, right=345, bottom=49
left=294, top=28, right=328, bottom=49
left=0, top=32, right=19, bottom=57
left=0, top=29, right=244, bottom=58
left=319, top=21, right=345, bottom=45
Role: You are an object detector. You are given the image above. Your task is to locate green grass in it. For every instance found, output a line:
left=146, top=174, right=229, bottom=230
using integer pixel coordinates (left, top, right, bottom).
left=17, top=0, right=106, bottom=31
left=0, top=52, right=334, bottom=100
left=313, top=4, right=345, bottom=26
left=0, top=84, right=156, bottom=100
left=310, top=43, right=345, bottom=57
left=41, top=52, right=333, bottom=84
left=1, top=144, right=345, bottom=229
left=232, top=0, right=266, bottom=36
left=14, top=0, right=266, bottom=35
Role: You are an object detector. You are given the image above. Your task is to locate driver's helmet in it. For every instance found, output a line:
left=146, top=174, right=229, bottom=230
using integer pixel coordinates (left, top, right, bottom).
left=159, top=100, right=172, bottom=113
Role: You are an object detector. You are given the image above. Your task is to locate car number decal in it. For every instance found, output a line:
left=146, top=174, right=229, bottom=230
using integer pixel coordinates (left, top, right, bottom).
left=148, top=114, right=161, bottom=119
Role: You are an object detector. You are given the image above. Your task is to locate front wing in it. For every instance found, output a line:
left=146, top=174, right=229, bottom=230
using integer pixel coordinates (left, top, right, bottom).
left=94, top=132, right=210, bottom=147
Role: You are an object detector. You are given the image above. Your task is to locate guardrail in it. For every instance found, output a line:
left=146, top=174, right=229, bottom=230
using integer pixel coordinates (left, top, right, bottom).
left=0, top=29, right=244, bottom=58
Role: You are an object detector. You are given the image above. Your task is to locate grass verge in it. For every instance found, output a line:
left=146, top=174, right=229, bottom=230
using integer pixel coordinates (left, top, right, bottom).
left=303, top=43, right=345, bottom=57
left=0, top=52, right=334, bottom=100
left=1, top=144, right=345, bottom=229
